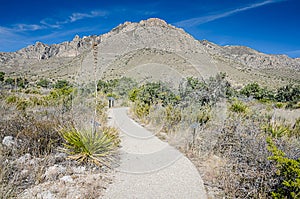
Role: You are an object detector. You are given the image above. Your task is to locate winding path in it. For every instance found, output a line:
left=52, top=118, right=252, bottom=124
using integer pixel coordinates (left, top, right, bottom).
left=102, top=107, right=207, bottom=199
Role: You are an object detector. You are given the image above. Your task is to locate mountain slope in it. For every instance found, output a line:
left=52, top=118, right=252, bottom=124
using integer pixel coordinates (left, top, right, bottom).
left=0, top=18, right=299, bottom=87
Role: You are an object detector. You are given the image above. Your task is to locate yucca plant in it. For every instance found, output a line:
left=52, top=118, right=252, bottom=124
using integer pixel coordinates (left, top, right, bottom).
left=59, top=127, right=119, bottom=167
left=229, top=100, right=248, bottom=114
left=263, top=122, right=291, bottom=138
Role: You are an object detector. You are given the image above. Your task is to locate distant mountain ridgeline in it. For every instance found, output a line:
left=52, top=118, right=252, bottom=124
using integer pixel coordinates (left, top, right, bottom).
left=0, top=18, right=299, bottom=87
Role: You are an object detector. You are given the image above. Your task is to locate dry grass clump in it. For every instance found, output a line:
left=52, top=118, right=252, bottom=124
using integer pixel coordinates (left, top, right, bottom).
left=0, top=114, right=63, bottom=157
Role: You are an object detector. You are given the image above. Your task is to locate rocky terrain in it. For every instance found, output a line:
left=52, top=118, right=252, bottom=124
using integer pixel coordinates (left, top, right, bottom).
left=0, top=18, right=299, bottom=87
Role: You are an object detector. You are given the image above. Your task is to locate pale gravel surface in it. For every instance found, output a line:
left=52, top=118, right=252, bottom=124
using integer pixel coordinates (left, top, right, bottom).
left=102, top=107, right=207, bottom=199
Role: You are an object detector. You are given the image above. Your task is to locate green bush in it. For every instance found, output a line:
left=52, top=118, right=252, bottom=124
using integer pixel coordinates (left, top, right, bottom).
left=267, top=137, right=300, bottom=198
left=0, top=71, right=5, bottom=82
left=37, top=78, right=52, bottom=88
left=276, top=84, right=300, bottom=103
left=5, top=95, right=19, bottom=104
left=4, top=77, right=14, bottom=86
left=54, top=79, right=71, bottom=89
left=240, top=82, right=274, bottom=100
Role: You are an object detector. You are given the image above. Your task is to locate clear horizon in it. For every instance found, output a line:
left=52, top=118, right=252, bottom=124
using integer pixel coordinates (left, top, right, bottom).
left=0, top=0, right=299, bottom=58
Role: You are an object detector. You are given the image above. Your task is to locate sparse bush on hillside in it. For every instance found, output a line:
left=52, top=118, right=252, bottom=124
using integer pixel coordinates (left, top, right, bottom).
left=0, top=71, right=5, bottom=82
left=37, top=78, right=52, bottom=88
left=179, top=73, right=230, bottom=107
left=240, top=82, right=300, bottom=107
left=132, top=81, right=179, bottom=106
left=263, top=122, right=292, bottom=138
left=4, top=77, right=15, bottom=88
left=163, top=104, right=182, bottom=133
left=276, top=84, right=300, bottom=103
left=54, top=79, right=71, bottom=89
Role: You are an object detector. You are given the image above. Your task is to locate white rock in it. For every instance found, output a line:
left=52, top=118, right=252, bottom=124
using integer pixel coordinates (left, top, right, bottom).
left=44, top=165, right=66, bottom=181
left=2, top=136, right=15, bottom=147
left=36, top=190, right=56, bottom=199
left=17, top=153, right=31, bottom=164
left=60, top=175, right=74, bottom=183
left=72, top=166, right=86, bottom=174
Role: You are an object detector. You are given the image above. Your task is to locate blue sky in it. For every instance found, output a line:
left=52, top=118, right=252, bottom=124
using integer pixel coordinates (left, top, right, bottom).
left=0, top=0, right=300, bottom=58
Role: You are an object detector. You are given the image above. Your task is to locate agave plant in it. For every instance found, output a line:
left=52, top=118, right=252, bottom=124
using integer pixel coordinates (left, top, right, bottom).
left=59, top=127, right=119, bottom=167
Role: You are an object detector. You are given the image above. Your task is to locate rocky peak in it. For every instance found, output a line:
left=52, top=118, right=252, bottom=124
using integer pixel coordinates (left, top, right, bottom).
left=139, top=18, right=168, bottom=26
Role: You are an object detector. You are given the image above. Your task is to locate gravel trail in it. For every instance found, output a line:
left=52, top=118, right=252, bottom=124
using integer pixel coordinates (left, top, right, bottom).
left=102, top=107, right=207, bottom=199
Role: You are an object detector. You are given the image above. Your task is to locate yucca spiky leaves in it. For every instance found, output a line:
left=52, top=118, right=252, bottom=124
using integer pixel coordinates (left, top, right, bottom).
left=60, top=127, right=119, bottom=167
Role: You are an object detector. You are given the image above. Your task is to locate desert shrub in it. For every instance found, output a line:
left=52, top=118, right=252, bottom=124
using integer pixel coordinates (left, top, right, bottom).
left=163, top=104, right=182, bottom=133
left=179, top=73, right=230, bottom=107
left=0, top=71, right=5, bottom=82
left=37, top=78, right=52, bottom=88
left=15, top=98, right=31, bottom=111
left=114, top=77, right=138, bottom=97
left=263, top=122, right=292, bottom=138
left=240, top=82, right=275, bottom=100
left=267, top=138, right=300, bottom=199
left=54, top=79, right=71, bottom=89
left=128, top=87, right=140, bottom=102
left=130, top=82, right=179, bottom=106
left=229, top=100, right=248, bottom=114
left=132, top=101, right=150, bottom=120
left=275, top=102, right=285, bottom=109
left=5, top=95, right=19, bottom=104
left=275, top=84, right=300, bottom=103
left=5, top=77, right=14, bottom=85
left=59, top=126, right=119, bottom=167
left=291, top=118, right=300, bottom=138
left=213, top=115, right=277, bottom=198
left=0, top=114, right=62, bottom=157
left=196, top=106, right=211, bottom=125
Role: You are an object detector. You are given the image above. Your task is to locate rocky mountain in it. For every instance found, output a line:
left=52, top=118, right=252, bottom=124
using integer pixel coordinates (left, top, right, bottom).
left=0, top=18, right=299, bottom=87
left=201, top=40, right=300, bottom=71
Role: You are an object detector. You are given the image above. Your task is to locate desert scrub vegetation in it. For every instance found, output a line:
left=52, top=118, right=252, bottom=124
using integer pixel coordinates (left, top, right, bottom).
left=124, top=73, right=299, bottom=198
left=267, top=138, right=300, bottom=198
left=240, top=82, right=300, bottom=109
left=0, top=77, right=119, bottom=197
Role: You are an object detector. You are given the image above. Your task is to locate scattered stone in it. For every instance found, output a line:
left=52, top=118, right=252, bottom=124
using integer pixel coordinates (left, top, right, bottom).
left=60, top=175, right=74, bottom=183
left=54, top=152, right=67, bottom=163
left=17, top=153, right=31, bottom=164
left=72, top=166, right=86, bottom=174
left=36, top=190, right=55, bottom=199
left=2, top=136, right=15, bottom=147
left=44, top=165, right=66, bottom=181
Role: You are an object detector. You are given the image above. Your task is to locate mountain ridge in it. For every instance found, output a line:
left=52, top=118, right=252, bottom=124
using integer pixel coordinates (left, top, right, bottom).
left=0, top=18, right=299, bottom=87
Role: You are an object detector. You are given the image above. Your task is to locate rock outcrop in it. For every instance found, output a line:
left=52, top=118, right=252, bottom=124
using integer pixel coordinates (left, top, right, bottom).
left=201, top=40, right=300, bottom=71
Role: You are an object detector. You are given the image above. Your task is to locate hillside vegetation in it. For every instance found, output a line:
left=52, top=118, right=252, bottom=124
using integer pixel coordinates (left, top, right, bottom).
left=95, top=73, right=300, bottom=198
left=0, top=74, right=119, bottom=198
